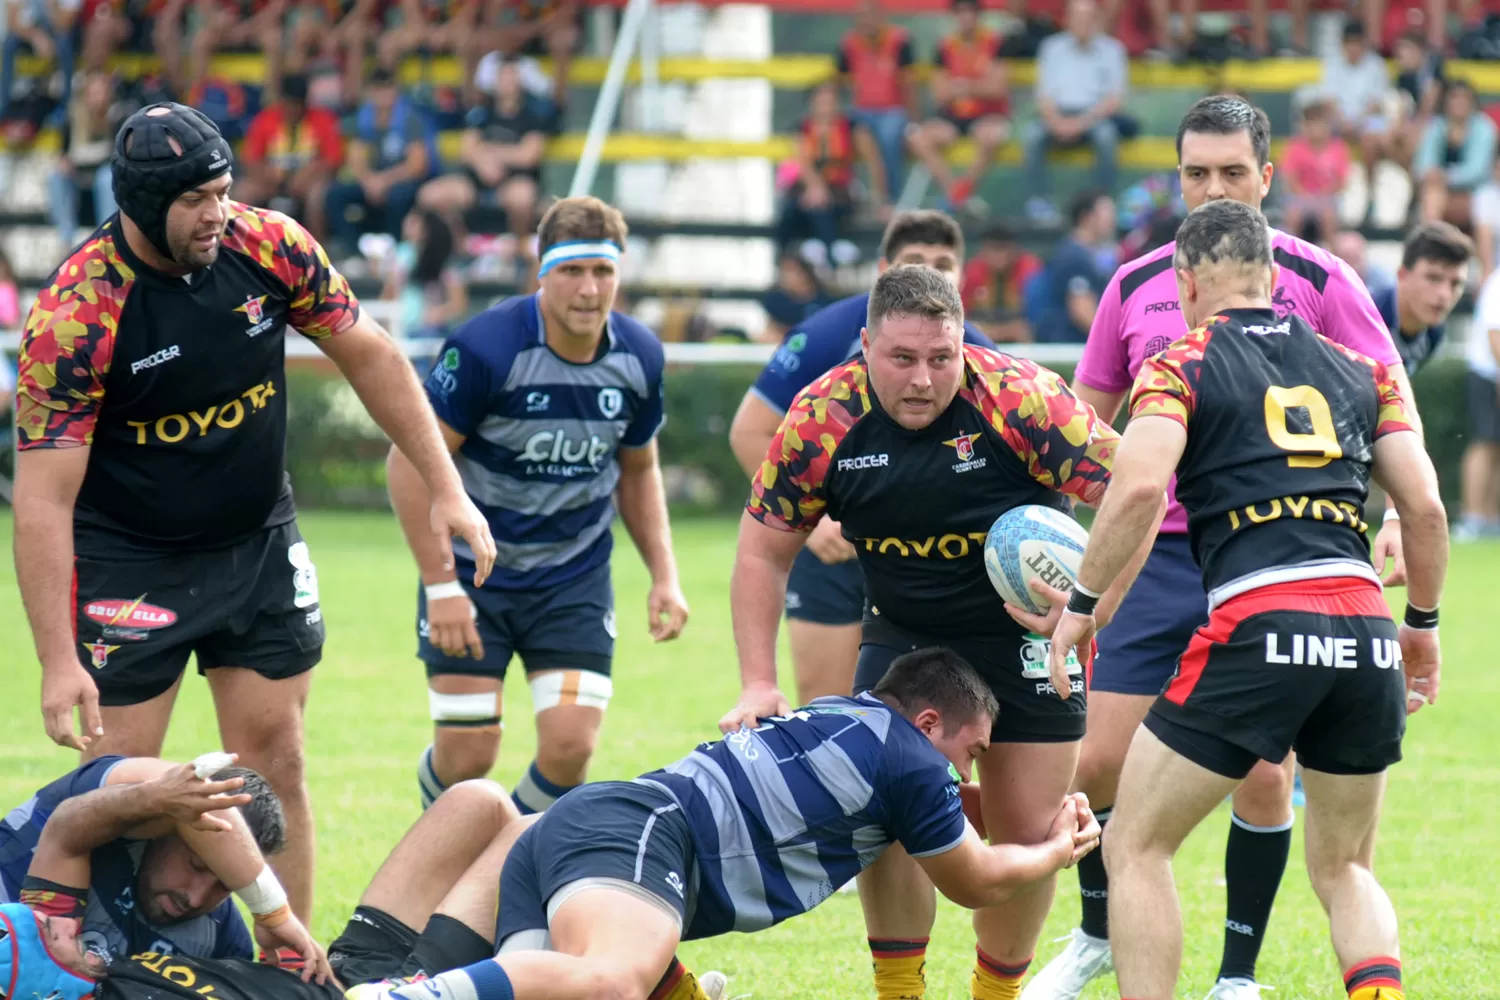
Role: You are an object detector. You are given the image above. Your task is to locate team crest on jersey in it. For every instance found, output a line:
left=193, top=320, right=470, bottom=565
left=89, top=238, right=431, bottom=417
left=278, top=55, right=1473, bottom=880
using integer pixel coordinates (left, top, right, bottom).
left=942, top=432, right=986, bottom=473
left=235, top=294, right=275, bottom=337
left=597, top=387, right=624, bottom=419
left=85, top=641, right=121, bottom=669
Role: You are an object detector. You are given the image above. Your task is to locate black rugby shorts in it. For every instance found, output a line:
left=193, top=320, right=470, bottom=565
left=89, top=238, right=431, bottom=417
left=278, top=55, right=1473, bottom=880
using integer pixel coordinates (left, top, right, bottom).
left=1147, top=577, right=1406, bottom=779
left=74, top=520, right=325, bottom=706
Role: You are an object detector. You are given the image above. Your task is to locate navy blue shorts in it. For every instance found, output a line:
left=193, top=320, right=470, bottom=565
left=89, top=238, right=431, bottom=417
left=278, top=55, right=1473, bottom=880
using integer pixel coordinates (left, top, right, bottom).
left=418, top=561, right=614, bottom=679
left=784, top=548, right=864, bottom=625
left=496, top=781, right=694, bottom=949
left=1091, top=533, right=1207, bottom=697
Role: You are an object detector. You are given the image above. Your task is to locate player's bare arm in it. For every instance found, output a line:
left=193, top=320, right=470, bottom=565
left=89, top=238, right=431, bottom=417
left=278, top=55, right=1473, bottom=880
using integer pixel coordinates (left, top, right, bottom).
left=721, top=513, right=804, bottom=732
left=616, top=441, right=689, bottom=642
left=1070, top=381, right=1128, bottom=426
left=317, top=313, right=497, bottom=585
left=1372, top=428, right=1449, bottom=713
left=728, top=392, right=782, bottom=480
left=916, top=793, right=1100, bottom=909
left=1372, top=360, right=1417, bottom=587
left=13, top=446, right=102, bottom=752
left=387, top=422, right=484, bottom=659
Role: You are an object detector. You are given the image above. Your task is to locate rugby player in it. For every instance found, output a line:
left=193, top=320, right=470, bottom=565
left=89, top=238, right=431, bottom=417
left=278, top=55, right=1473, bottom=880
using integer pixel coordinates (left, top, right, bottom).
left=1025, top=95, right=1411, bottom=1000
left=15, top=774, right=531, bottom=999
left=724, top=265, right=1157, bottom=1000
left=1370, top=221, right=1472, bottom=377
left=728, top=209, right=995, bottom=708
left=12, top=103, right=495, bottom=928
left=351, top=648, right=1103, bottom=1000
left=1048, top=197, right=1445, bottom=1000
left=0, top=754, right=323, bottom=971
left=388, top=196, right=688, bottom=813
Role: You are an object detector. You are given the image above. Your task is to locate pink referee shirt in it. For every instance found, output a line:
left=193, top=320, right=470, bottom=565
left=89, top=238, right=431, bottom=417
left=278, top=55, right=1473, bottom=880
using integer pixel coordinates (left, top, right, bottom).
left=1076, top=227, right=1401, bottom=534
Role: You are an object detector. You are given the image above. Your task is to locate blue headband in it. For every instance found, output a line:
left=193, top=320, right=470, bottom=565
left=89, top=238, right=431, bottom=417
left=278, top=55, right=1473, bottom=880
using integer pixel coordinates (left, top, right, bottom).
left=538, top=240, right=621, bottom=276
left=0, top=903, right=98, bottom=1000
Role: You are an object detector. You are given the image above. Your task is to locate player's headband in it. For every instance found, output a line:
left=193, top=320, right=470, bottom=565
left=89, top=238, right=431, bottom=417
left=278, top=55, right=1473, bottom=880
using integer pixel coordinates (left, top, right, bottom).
left=538, top=240, right=622, bottom=276
left=112, top=102, right=234, bottom=262
left=0, top=903, right=98, bottom=1000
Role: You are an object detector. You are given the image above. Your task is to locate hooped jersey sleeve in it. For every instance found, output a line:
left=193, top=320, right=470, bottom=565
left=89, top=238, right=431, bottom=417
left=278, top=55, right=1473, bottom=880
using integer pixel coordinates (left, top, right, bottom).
left=967, top=347, right=1118, bottom=506
left=747, top=362, right=873, bottom=532
left=1129, top=324, right=1214, bottom=428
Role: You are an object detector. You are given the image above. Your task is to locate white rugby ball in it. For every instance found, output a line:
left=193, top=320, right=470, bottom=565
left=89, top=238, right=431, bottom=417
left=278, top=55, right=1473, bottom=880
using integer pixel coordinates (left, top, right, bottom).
left=983, top=505, right=1090, bottom=615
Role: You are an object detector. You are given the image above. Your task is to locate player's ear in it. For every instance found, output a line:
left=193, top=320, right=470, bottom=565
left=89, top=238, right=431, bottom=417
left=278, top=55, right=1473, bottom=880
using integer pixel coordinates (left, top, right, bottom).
left=1260, top=160, right=1274, bottom=200
left=860, top=325, right=873, bottom=355
left=911, top=706, right=942, bottom=738
left=1269, top=262, right=1280, bottom=297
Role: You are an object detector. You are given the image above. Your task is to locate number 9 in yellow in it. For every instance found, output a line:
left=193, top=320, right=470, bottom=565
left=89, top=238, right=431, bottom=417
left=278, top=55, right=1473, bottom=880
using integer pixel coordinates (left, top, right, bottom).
left=1264, top=385, right=1341, bottom=468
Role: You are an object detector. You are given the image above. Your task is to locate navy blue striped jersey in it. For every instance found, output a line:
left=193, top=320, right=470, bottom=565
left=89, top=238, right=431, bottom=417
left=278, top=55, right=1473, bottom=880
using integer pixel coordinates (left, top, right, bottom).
left=424, top=293, right=667, bottom=590
left=0, top=757, right=252, bottom=963
left=638, top=693, right=966, bottom=940
left=1372, top=283, right=1445, bottom=376
left=749, top=292, right=997, bottom=414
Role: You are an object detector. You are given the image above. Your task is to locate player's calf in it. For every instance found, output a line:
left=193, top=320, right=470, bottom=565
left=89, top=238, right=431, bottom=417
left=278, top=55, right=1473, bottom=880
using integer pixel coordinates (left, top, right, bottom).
left=422, top=687, right=503, bottom=809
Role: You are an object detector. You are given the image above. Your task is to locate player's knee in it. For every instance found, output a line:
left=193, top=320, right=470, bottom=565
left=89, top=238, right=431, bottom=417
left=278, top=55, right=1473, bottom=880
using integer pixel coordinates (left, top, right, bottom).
left=435, top=729, right=502, bottom=781
left=1234, top=759, right=1295, bottom=823
left=536, top=726, right=599, bottom=772
left=1072, top=741, right=1127, bottom=804
left=444, top=778, right=514, bottom=824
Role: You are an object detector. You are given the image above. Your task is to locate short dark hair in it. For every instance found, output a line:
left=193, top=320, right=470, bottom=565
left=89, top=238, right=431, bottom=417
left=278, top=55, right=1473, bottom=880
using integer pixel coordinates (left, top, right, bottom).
left=1300, top=98, right=1332, bottom=123
left=1342, top=19, right=1366, bottom=41
left=880, top=209, right=965, bottom=263
left=1402, top=220, right=1474, bottom=270
left=1176, top=94, right=1273, bottom=167
left=1172, top=198, right=1271, bottom=273
left=537, top=195, right=629, bottom=257
left=872, top=647, right=999, bottom=733
left=1069, top=188, right=1108, bottom=229
left=981, top=222, right=1016, bottom=245
left=213, top=767, right=286, bottom=856
left=867, top=263, right=965, bottom=334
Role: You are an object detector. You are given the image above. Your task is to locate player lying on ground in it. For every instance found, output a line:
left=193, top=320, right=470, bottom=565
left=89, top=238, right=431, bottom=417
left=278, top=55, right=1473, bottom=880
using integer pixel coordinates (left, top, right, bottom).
left=1047, top=199, right=1446, bottom=1000
left=15, top=773, right=525, bottom=999
left=0, top=753, right=321, bottom=971
left=352, top=647, right=1102, bottom=1000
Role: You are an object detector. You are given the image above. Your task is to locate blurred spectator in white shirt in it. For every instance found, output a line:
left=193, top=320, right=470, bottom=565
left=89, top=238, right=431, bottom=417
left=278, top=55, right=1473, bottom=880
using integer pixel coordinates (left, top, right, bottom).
left=1470, top=161, right=1500, bottom=278
left=1320, top=21, right=1393, bottom=187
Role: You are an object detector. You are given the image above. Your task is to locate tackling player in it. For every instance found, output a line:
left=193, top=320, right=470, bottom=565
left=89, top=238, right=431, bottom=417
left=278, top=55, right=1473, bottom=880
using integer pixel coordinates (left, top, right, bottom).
left=1048, top=198, right=1445, bottom=1000
left=723, top=265, right=1155, bottom=1000
left=12, top=103, right=494, bottom=931
left=1025, top=95, right=1410, bottom=1000
left=351, top=648, right=1102, bottom=1000
left=388, top=196, right=689, bottom=814
left=728, top=209, right=995, bottom=708
left=1370, top=221, right=1472, bottom=376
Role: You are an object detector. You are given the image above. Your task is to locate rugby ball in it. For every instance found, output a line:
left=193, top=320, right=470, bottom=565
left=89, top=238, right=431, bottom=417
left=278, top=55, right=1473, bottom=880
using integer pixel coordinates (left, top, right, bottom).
left=983, top=505, right=1090, bottom=616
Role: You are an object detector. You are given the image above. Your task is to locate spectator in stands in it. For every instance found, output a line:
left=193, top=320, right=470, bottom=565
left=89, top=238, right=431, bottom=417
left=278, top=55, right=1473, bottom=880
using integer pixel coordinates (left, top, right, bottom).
left=1415, top=79, right=1497, bottom=228
left=760, top=251, right=835, bottom=340
left=377, top=0, right=485, bottom=91
left=477, top=0, right=579, bottom=115
left=1330, top=229, right=1395, bottom=296
left=1362, top=0, right=1448, bottom=56
left=47, top=69, right=119, bottom=247
left=1037, top=188, right=1113, bottom=342
left=1282, top=99, right=1350, bottom=247
left=77, top=0, right=130, bottom=74
left=1390, top=31, right=1443, bottom=166
left=1022, top=0, right=1126, bottom=225
left=776, top=81, right=860, bottom=266
left=153, top=0, right=283, bottom=98
left=1144, top=0, right=1309, bottom=60
left=236, top=73, right=343, bottom=239
left=906, top=0, right=1008, bottom=215
left=382, top=208, right=467, bottom=340
left=1, top=0, right=78, bottom=121
left=1459, top=264, right=1500, bottom=540
left=1473, top=160, right=1500, bottom=277
left=836, top=0, right=916, bottom=213
left=324, top=67, right=437, bottom=256
left=1320, top=21, right=1394, bottom=190
left=960, top=223, right=1041, bottom=342
left=417, top=55, right=546, bottom=257
left=1373, top=220, right=1472, bottom=375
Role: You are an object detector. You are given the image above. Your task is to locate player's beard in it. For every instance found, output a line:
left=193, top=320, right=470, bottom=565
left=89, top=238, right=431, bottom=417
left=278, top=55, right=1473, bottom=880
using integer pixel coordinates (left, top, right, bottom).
left=169, top=224, right=224, bottom=271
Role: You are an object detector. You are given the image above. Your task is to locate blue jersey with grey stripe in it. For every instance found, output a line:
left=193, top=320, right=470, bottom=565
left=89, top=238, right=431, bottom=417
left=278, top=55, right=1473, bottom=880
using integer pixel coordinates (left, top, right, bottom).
left=0, top=757, right=251, bottom=963
left=638, top=693, right=966, bottom=940
left=425, top=294, right=666, bottom=590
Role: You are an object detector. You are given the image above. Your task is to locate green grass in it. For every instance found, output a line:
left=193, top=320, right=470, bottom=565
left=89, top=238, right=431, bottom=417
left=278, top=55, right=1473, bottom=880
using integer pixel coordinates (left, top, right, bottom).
left=2, top=511, right=1497, bottom=999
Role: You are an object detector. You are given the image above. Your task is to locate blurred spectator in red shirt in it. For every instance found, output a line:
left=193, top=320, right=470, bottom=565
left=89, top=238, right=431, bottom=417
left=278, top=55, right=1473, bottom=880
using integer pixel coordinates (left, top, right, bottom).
left=837, top=0, right=916, bottom=213
left=961, top=223, right=1041, bottom=343
left=236, top=73, right=343, bottom=238
left=776, top=81, right=862, bottom=265
left=908, top=0, right=1009, bottom=214
left=1281, top=99, right=1350, bottom=245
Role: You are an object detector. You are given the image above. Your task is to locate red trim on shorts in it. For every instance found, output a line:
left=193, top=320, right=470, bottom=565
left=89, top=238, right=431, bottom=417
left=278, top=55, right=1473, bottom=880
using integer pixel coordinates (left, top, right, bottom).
left=1164, top=577, right=1387, bottom=706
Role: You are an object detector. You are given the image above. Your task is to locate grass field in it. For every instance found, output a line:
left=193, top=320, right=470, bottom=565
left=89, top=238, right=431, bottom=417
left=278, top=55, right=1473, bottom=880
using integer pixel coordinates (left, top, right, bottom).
left=2, top=511, right=1498, bottom=999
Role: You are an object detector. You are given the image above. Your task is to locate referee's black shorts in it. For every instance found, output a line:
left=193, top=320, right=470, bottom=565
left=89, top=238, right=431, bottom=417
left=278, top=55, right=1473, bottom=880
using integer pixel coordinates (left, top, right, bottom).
left=74, top=520, right=325, bottom=706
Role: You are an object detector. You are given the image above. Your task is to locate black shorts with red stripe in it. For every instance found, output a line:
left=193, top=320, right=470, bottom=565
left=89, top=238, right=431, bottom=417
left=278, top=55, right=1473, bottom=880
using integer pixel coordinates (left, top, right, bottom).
left=1145, top=577, right=1406, bottom=780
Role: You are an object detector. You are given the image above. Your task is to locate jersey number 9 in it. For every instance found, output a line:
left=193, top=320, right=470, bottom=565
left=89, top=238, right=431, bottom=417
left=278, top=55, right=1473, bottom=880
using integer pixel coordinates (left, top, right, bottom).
left=1263, top=385, right=1341, bottom=469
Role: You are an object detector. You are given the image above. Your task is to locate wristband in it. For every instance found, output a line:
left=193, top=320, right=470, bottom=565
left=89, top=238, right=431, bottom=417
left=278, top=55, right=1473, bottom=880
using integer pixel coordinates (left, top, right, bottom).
left=424, top=580, right=467, bottom=601
left=1065, top=586, right=1100, bottom=617
left=1383, top=508, right=1400, bottom=523
left=254, top=904, right=293, bottom=928
left=1403, top=603, right=1439, bottom=631
left=20, top=876, right=87, bottom=920
left=236, top=866, right=289, bottom=917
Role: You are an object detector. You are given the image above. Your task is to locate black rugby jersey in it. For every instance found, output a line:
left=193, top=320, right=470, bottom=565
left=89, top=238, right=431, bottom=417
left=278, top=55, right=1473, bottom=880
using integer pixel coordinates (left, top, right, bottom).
left=1130, top=308, right=1415, bottom=605
left=15, top=205, right=360, bottom=552
left=102, top=952, right=341, bottom=1000
left=749, top=345, right=1116, bottom=636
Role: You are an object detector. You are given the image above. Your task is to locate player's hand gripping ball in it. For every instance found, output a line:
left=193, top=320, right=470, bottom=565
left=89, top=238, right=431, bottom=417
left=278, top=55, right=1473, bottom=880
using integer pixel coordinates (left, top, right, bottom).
left=984, top=505, right=1089, bottom=615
